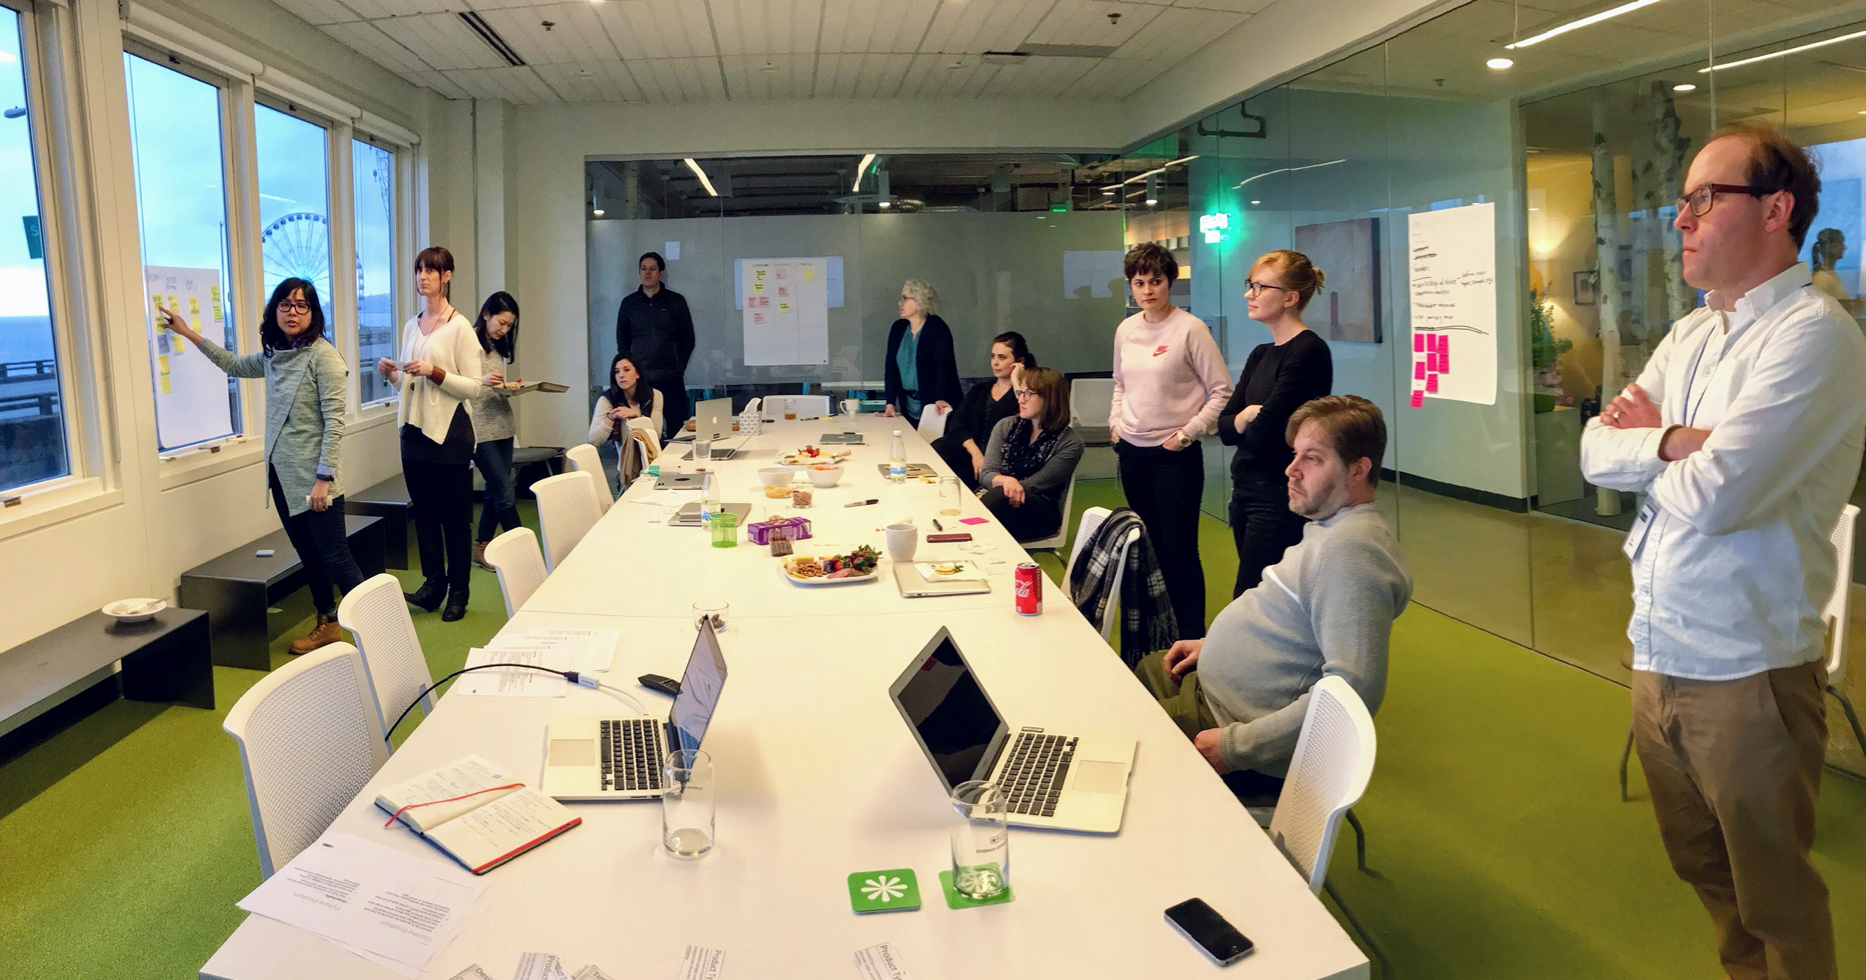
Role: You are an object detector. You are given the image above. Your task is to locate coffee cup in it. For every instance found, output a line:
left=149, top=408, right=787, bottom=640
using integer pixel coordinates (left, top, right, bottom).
left=885, top=522, right=918, bottom=562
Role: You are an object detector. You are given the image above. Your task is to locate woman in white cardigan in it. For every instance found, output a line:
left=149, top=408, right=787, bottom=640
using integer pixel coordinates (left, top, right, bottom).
left=377, top=246, right=480, bottom=621
left=588, top=353, right=664, bottom=487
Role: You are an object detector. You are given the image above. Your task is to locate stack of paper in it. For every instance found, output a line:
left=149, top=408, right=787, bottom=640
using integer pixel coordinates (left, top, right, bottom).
left=454, top=630, right=620, bottom=697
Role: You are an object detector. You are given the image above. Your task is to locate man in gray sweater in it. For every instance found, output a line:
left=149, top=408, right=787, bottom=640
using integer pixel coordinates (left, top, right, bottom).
left=1134, top=395, right=1411, bottom=788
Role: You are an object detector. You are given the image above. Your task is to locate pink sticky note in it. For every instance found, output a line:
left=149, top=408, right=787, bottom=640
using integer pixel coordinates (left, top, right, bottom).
left=1436, top=333, right=1450, bottom=355
left=1426, top=373, right=1440, bottom=393
left=1409, top=390, right=1425, bottom=408
left=1440, top=350, right=1451, bottom=373
left=959, top=517, right=989, bottom=525
left=1426, top=351, right=1441, bottom=373
left=1414, top=361, right=1426, bottom=381
left=1413, top=334, right=1426, bottom=353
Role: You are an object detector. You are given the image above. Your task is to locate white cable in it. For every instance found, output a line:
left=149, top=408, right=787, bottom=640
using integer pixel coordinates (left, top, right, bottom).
left=574, top=673, right=648, bottom=715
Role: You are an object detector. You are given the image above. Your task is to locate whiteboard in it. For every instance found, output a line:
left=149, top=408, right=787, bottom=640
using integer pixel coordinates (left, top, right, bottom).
left=741, top=257, right=830, bottom=366
left=1406, top=202, right=1497, bottom=407
left=146, top=265, right=235, bottom=450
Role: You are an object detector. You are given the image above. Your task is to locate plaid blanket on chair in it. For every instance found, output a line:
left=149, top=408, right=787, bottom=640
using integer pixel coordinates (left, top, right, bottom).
left=1067, top=507, right=1180, bottom=668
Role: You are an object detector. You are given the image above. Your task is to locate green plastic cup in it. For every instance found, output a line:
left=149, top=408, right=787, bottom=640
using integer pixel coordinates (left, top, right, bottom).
left=710, top=510, right=739, bottom=548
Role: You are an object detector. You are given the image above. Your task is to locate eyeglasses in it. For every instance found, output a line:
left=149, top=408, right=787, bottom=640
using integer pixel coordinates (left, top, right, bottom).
left=1013, top=388, right=1039, bottom=399
left=276, top=301, right=311, bottom=314
left=1676, top=182, right=1771, bottom=217
left=1245, top=280, right=1290, bottom=295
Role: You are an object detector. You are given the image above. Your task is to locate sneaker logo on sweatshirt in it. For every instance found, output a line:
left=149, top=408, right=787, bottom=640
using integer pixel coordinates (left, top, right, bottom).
left=1152, top=345, right=1169, bottom=357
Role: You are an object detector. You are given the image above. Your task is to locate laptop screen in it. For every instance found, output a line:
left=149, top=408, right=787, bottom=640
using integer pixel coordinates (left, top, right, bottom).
left=668, top=621, right=728, bottom=753
left=887, top=628, right=1009, bottom=793
left=694, top=397, right=733, bottom=441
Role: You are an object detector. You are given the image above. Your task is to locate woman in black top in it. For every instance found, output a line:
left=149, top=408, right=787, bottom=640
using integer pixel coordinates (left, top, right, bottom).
left=881, top=278, right=962, bottom=428
left=1218, top=249, right=1334, bottom=597
left=931, top=331, right=1034, bottom=490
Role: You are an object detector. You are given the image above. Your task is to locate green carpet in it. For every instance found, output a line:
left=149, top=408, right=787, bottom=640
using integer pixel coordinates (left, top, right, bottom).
left=2, top=486, right=1862, bottom=978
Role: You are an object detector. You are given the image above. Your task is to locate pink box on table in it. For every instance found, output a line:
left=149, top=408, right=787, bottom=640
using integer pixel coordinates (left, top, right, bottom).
left=746, top=516, right=812, bottom=545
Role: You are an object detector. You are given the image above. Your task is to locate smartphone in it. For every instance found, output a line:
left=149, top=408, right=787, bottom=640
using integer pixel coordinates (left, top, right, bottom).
left=1165, top=898, right=1255, bottom=966
left=638, top=673, right=681, bottom=697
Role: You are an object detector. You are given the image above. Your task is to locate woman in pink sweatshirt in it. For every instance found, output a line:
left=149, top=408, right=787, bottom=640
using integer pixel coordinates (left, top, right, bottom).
left=1109, top=243, right=1233, bottom=638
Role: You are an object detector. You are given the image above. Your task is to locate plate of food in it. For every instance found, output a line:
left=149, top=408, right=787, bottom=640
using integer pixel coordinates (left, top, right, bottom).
left=778, top=545, right=881, bottom=586
left=778, top=446, right=853, bottom=467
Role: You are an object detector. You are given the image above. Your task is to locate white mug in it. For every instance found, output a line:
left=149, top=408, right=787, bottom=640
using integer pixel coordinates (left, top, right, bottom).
left=885, top=522, right=918, bottom=563
left=840, top=398, right=861, bottom=418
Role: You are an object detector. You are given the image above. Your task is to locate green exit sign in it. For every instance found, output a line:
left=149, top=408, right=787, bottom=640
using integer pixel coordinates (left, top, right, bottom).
left=23, top=215, right=41, bottom=260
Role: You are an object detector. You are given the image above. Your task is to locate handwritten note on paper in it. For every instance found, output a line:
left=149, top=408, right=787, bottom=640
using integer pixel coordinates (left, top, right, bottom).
left=1406, top=202, right=1497, bottom=406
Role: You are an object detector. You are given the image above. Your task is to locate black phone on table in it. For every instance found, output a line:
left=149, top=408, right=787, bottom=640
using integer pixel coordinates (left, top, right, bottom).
left=1165, top=898, right=1254, bottom=966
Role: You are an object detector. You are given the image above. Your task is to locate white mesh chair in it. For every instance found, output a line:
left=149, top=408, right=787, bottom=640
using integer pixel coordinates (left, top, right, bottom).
left=222, top=643, right=387, bottom=879
left=1069, top=378, right=1115, bottom=444
left=1066, top=505, right=1139, bottom=642
left=533, top=470, right=604, bottom=573
left=1268, top=675, right=1391, bottom=977
left=1018, top=472, right=1077, bottom=556
left=484, top=527, right=547, bottom=617
left=764, top=394, right=830, bottom=419
left=336, top=573, right=435, bottom=746
left=565, top=443, right=614, bottom=509
left=1825, top=504, right=1866, bottom=760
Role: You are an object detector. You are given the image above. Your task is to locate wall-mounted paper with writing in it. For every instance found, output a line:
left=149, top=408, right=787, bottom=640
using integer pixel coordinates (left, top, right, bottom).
left=1406, top=203, right=1497, bottom=406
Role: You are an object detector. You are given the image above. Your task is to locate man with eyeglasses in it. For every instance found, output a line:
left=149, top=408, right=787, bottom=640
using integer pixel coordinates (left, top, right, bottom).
left=1581, top=123, right=1864, bottom=980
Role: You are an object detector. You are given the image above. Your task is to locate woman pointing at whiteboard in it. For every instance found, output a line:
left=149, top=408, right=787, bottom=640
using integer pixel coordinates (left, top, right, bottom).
left=160, top=278, right=364, bottom=655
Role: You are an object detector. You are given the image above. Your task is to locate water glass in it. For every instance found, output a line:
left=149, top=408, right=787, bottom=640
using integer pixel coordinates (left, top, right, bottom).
left=692, top=600, right=729, bottom=633
left=949, top=781, right=1008, bottom=899
left=694, top=434, right=712, bottom=462
left=937, top=477, right=962, bottom=517
left=709, top=510, right=739, bottom=548
left=662, top=749, right=715, bottom=859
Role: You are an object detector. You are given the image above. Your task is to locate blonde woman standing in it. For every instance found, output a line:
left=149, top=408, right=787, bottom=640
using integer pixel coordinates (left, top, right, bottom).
left=377, top=246, right=480, bottom=621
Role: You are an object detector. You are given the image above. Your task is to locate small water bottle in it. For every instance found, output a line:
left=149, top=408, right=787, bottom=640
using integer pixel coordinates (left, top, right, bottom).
left=889, top=430, right=907, bottom=483
left=699, top=470, right=721, bottom=525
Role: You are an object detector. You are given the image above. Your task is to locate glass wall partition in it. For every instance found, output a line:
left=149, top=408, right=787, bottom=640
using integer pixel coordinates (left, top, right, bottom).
left=353, top=138, right=397, bottom=406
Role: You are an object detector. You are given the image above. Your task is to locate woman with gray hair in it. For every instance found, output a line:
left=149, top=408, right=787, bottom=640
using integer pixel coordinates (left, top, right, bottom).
left=882, top=278, right=962, bottom=427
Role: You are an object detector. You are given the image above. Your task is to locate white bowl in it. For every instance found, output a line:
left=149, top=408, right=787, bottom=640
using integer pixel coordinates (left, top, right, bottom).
left=757, top=466, right=795, bottom=488
left=807, top=465, right=844, bottom=488
left=103, top=598, right=166, bottom=624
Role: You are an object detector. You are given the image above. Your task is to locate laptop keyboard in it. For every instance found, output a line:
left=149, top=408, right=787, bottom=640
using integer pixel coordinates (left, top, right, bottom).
left=997, top=731, right=1077, bottom=817
left=599, top=718, right=664, bottom=793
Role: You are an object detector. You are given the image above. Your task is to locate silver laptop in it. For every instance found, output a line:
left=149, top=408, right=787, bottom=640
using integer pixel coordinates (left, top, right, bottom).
left=668, top=501, right=752, bottom=527
left=893, top=562, right=991, bottom=598
left=682, top=397, right=742, bottom=459
left=888, top=627, right=1134, bottom=834
left=542, top=621, right=729, bottom=801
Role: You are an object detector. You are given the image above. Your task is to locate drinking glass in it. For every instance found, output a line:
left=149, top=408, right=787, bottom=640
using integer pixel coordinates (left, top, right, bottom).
left=694, top=434, right=712, bottom=462
left=709, top=511, right=739, bottom=548
left=662, top=749, right=715, bottom=859
left=937, top=477, right=962, bottom=517
left=949, top=781, right=1008, bottom=899
left=692, top=600, right=729, bottom=632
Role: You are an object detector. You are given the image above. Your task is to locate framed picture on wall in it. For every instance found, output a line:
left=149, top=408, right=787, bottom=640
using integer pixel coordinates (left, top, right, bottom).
left=1573, top=270, right=1597, bottom=306
left=1292, top=217, right=1381, bottom=343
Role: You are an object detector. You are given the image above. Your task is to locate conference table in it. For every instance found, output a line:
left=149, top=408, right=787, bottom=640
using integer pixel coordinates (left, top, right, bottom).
left=201, top=417, right=1369, bottom=980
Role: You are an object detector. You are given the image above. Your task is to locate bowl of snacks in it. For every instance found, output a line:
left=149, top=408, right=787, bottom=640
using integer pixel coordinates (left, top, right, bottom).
left=807, top=464, right=843, bottom=488
left=757, top=466, right=794, bottom=488
left=102, top=598, right=166, bottom=625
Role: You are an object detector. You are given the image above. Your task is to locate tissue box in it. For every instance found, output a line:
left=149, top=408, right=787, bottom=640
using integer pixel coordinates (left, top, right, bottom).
left=746, top=516, right=812, bottom=545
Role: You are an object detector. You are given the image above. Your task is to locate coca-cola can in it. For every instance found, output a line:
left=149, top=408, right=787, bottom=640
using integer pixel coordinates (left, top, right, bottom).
left=1014, top=562, right=1043, bottom=616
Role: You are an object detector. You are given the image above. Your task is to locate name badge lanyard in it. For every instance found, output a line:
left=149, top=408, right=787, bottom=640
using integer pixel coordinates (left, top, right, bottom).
left=1677, top=313, right=1724, bottom=430
left=1626, top=316, right=1721, bottom=562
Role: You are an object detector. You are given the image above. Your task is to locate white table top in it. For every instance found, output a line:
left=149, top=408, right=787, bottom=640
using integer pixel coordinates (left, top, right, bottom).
left=202, top=418, right=1368, bottom=980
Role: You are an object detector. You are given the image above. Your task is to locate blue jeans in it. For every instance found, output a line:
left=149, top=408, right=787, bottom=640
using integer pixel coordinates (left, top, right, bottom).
left=474, top=437, right=523, bottom=542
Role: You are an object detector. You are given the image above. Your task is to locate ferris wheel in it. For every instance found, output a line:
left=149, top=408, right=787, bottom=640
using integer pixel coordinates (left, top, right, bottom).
left=260, top=211, right=332, bottom=297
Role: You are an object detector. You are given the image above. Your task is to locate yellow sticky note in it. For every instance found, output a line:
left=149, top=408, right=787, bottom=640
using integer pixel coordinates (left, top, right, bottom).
left=166, top=294, right=178, bottom=312
left=151, top=293, right=164, bottom=312
left=802, top=267, right=816, bottom=281
left=158, top=354, right=169, bottom=372
left=160, top=377, right=171, bottom=394
left=753, top=283, right=764, bottom=293
left=211, top=303, right=224, bottom=322
left=778, top=301, right=791, bottom=314
left=210, top=285, right=221, bottom=302
left=188, top=297, right=200, bottom=314
left=190, top=316, right=201, bottom=331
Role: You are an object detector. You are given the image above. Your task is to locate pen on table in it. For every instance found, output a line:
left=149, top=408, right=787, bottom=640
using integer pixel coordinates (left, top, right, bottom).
left=845, top=498, right=879, bottom=508
left=933, top=518, right=944, bottom=531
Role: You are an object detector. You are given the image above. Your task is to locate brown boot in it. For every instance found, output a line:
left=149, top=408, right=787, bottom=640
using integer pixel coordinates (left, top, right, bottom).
left=288, top=614, right=342, bottom=655
left=474, top=540, right=495, bottom=571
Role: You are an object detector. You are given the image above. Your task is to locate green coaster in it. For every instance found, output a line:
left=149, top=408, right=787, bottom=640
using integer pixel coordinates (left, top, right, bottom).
left=938, top=869, right=1016, bottom=909
left=848, top=868, right=921, bottom=914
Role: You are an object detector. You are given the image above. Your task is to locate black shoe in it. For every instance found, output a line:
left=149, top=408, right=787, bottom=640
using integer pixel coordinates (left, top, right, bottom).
left=404, top=580, right=445, bottom=612
left=441, top=590, right=469, bottom=622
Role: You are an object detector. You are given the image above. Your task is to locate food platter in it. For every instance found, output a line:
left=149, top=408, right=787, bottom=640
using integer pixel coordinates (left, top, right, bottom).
left=778, top=546, right=881, bottom=586
left=777, top=446, right=852, bottom=467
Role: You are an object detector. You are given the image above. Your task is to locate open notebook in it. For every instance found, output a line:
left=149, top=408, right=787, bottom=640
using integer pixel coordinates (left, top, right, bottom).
left=374, top=755, right=581, bottom=875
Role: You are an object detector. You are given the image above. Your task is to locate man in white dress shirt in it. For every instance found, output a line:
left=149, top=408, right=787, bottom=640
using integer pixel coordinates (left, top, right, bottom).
left=1581, top=123, right=1865, bottom=980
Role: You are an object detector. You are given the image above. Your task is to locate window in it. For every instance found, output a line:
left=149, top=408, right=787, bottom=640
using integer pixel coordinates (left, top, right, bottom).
left=255, top=102, right=332, bottom=324
left=353, top=138, right=396, bottom=405
left=0, top=5, right=68, bottom=493
left=124, top=51, right=242, bottom=450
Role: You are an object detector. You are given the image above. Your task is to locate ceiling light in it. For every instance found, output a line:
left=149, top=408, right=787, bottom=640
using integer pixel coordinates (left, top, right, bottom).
left=1145, top=174, right=1158, bottom=207
left=879, top=201, right=891, bottom=208
left=592, top=207, right=604, bottom=216
left=853, top=152, right=876, bottom=192
left=1505, top=0, right=1666, bottom=49
left=684, top=158, right=718, bottom=197
left=1672, top=83, right=1696, bottom=92
left=1234, top=158, right=1345, bottom=190
left=1250, top=199, right=1261, bottom=205
left=1486, top=57, right=1513, bottom=69
left=1698, top=27, right=1866, bottom=73
left=759, top=62, right=777, bottom=73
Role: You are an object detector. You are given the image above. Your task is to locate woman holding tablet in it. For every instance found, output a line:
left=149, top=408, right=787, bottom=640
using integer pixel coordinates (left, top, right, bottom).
left=1109, top=243, right=1231, bottom=639
left=470, top=291, right=522, bottom=571
left=160, top=278, right=363, bottom=654
left=980, top=366, right=1083, bottom=542
left=881, top=278, right=961, bottom=427
left=931, top=331, right=1033, bottom=489
left=378, top=246, right=480, bottom=622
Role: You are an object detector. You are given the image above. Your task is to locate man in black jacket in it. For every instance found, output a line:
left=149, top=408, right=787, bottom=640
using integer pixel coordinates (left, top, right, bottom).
left=614, top=251, right=695, bottom=440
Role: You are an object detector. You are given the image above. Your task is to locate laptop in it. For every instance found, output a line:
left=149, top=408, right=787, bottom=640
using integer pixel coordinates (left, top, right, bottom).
left=682, top=397, right=742, bottom=459
left=893, top=563, right=992, bottom=598
left=542, top=621, right=730, bottom=801
left=668, top=501, right=752, bottom=527
left=887, top=627, right=1135, bottom=833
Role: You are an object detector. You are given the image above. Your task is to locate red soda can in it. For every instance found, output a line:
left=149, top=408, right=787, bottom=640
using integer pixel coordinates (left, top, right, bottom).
left=1014, top=562, right=1043, bottom=616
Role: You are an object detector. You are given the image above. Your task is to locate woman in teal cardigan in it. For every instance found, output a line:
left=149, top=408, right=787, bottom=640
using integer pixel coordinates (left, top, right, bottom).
left=160, top=278, right=364, bottom=655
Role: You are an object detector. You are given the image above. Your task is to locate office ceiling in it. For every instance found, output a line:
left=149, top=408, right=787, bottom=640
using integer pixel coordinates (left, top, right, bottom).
left=273, top=0, right=1277, bottom=105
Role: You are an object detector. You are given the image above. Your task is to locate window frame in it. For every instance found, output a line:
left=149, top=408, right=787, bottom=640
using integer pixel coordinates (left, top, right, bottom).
left=349, top=129, right=404, bottom=414
left=251, top=93, right=341, bottom=364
